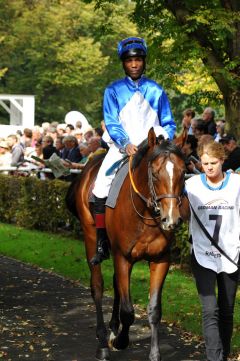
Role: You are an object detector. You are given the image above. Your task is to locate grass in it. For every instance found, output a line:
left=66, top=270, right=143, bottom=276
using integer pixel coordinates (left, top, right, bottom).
left=0, top=222, right=239, bottom=355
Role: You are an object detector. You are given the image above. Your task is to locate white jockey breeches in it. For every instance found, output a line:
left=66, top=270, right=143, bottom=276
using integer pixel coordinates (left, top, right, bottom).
left=92, top=144, right=125, bottom=198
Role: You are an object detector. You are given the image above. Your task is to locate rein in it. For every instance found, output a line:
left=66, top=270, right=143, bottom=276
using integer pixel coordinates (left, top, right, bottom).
left=128, top=154, right=182, bottom=221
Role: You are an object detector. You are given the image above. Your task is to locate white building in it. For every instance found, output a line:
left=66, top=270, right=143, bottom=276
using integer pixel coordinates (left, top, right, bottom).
left=0, top=94, right=35, bottom=137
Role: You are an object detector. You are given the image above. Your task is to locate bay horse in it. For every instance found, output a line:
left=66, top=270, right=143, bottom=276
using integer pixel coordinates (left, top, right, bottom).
left=66, top=127, right=187, bottom=361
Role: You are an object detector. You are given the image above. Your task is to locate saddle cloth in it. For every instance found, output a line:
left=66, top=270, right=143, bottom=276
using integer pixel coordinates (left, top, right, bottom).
left=106, top=161, right=129, bottom=208
left=89, top=161, right=129, bottom=208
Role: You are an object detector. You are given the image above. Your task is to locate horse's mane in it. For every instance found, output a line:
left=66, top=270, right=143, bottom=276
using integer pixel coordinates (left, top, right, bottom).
left=132, top=137, right=185, bottom=169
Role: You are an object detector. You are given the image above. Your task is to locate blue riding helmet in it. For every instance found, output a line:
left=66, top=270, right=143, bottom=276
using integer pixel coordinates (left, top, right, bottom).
left=117, top=37, right=147, bottom=60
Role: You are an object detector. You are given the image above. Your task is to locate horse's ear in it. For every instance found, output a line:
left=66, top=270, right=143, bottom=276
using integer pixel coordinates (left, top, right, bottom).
left=173, top=127, right=188, bottom=149
left=148, top=127, right=157, bottom=148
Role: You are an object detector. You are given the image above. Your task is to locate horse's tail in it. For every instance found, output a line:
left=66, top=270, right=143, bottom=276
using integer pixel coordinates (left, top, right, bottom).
left=65, top=175, right=82, bottom=219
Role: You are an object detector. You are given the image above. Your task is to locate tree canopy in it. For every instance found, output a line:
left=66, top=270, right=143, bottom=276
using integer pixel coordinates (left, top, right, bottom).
left=0, top=0, right=137, bottom=125
left=132, top=0, right=240, bottom=132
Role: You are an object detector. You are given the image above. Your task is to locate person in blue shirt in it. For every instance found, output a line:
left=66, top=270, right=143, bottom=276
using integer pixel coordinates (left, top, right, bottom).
left=90, top=36, right=176, bottom=265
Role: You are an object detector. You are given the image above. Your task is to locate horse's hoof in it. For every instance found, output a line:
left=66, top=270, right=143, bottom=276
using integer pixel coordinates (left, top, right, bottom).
left=112, top=334, right=129, bottom=350
left=95, top=347, right=110, bottom=361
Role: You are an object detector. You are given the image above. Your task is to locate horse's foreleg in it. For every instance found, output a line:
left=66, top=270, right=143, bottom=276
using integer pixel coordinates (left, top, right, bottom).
left=86, top=242, right=109, bottom=361
left=111, top=253, right=134, bottom=350
left=109, top=273, right=120, bottom=341
left=148, top=257, right=170, bottom=361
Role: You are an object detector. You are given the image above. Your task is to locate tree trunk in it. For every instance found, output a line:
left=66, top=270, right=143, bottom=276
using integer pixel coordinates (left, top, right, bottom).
left=223, top=90, right=240, bottom=136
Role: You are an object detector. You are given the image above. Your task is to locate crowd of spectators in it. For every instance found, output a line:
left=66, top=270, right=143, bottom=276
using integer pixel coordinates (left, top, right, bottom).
left=0, top=120, right=108, bottom=181
left=0, top=105, right=239, bottom=181
left=181, top=106, right=240, bottom=175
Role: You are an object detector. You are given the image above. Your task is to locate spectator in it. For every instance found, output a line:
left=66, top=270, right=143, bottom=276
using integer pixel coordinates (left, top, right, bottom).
left=65, top=124, right=75, bottom=135
left=55, top=136, right=65, bottom=157
left=41, top=122, right=50, bottom=135
left=21, top=128, right=33, bottom=148
left=95, top=126, right=109, bottom=151
left=182, top=108, right=195, bottom=134
left=56, top=123, right=66, bottom=136
left=7, top=134, right=24, bottom=166
left=0, top=140, right=12, bottom=169
left=190, top=118, right=200, bottom=138
left=194, top=119, right=206, bottom=140
left=84, top=128, right=94, bottom=143
left=73, top=129, right=83, bottom=144
left=62, top=135, right=82, bottom=163
left=46, top=127, right=58, bottom=144
left=220, top=134, right=240, bottom=172
left=79, top=142, right=91, bottom=164
left=182, top=135, right=201, bottom=174
left=215, top=119, right=226, bottom=142
left=31, top=126, right=43, bottom=147
left=42, top=135, right=58, bottom=160
left=64, top=137, right=106, bottom=170
left=197, top=134, right=214, bottom=149
left=202, top=107, right=217, bottom=136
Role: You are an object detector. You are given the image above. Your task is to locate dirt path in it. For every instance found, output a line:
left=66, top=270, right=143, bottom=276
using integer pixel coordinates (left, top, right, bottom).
left=0, top=255, right=206, bottom=361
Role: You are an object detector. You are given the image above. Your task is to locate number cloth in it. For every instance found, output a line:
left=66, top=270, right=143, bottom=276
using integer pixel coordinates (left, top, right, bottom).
left=185, top=171, right=240, bottom=274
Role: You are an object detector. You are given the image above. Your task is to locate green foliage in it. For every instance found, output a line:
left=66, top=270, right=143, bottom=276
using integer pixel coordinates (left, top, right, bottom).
left=0, top=0, right=137, bottom=125
left=132, top=0, right=240, bottom=130
left=0, top=173, right=191, bottom=265
left=0, top=174, right=79, bottom=234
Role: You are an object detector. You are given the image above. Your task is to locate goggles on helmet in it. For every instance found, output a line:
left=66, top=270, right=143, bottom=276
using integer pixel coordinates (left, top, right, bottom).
left=117, top=37, right=147, bottom=60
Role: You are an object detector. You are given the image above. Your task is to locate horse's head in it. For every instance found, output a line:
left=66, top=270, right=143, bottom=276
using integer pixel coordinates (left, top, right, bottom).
left=147, top=128, right=186, bottom=231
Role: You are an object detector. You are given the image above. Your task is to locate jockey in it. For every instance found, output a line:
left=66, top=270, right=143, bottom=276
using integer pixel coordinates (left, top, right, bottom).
left=90, top=36, right=176, bottom=265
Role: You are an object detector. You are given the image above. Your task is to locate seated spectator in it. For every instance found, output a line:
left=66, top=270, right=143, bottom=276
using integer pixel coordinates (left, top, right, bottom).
left=220, top=134, right=240, bottom=171
left=7, top=134, right=24, bottom=166
left=62, top=135, right=82, bottom=163
left=64, top=137, right=106, bottom=170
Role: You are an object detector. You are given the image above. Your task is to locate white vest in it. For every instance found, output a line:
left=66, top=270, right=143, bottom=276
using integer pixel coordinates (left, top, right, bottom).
left=186, top=172, right=240, bottom=273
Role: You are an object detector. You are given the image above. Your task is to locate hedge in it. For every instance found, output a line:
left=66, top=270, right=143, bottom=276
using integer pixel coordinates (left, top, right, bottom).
left=0, top=174, right=190, bottom=264
left=0, top=174, right=80, bottom=234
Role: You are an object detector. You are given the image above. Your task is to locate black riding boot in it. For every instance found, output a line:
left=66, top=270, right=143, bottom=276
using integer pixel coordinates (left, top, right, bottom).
left=90, top=196, right=110, bottom=266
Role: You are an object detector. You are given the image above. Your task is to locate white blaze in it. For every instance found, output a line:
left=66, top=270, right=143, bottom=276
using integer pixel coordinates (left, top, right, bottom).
left=166, top=160, right=174, bottom=223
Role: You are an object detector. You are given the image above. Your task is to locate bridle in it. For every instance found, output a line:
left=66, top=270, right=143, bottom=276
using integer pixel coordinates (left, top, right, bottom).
left=129, top=154, right=183, bottom=222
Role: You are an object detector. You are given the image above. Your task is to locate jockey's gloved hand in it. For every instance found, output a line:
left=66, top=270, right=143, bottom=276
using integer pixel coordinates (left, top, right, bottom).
left=125, top=143, right=138, bottom=156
